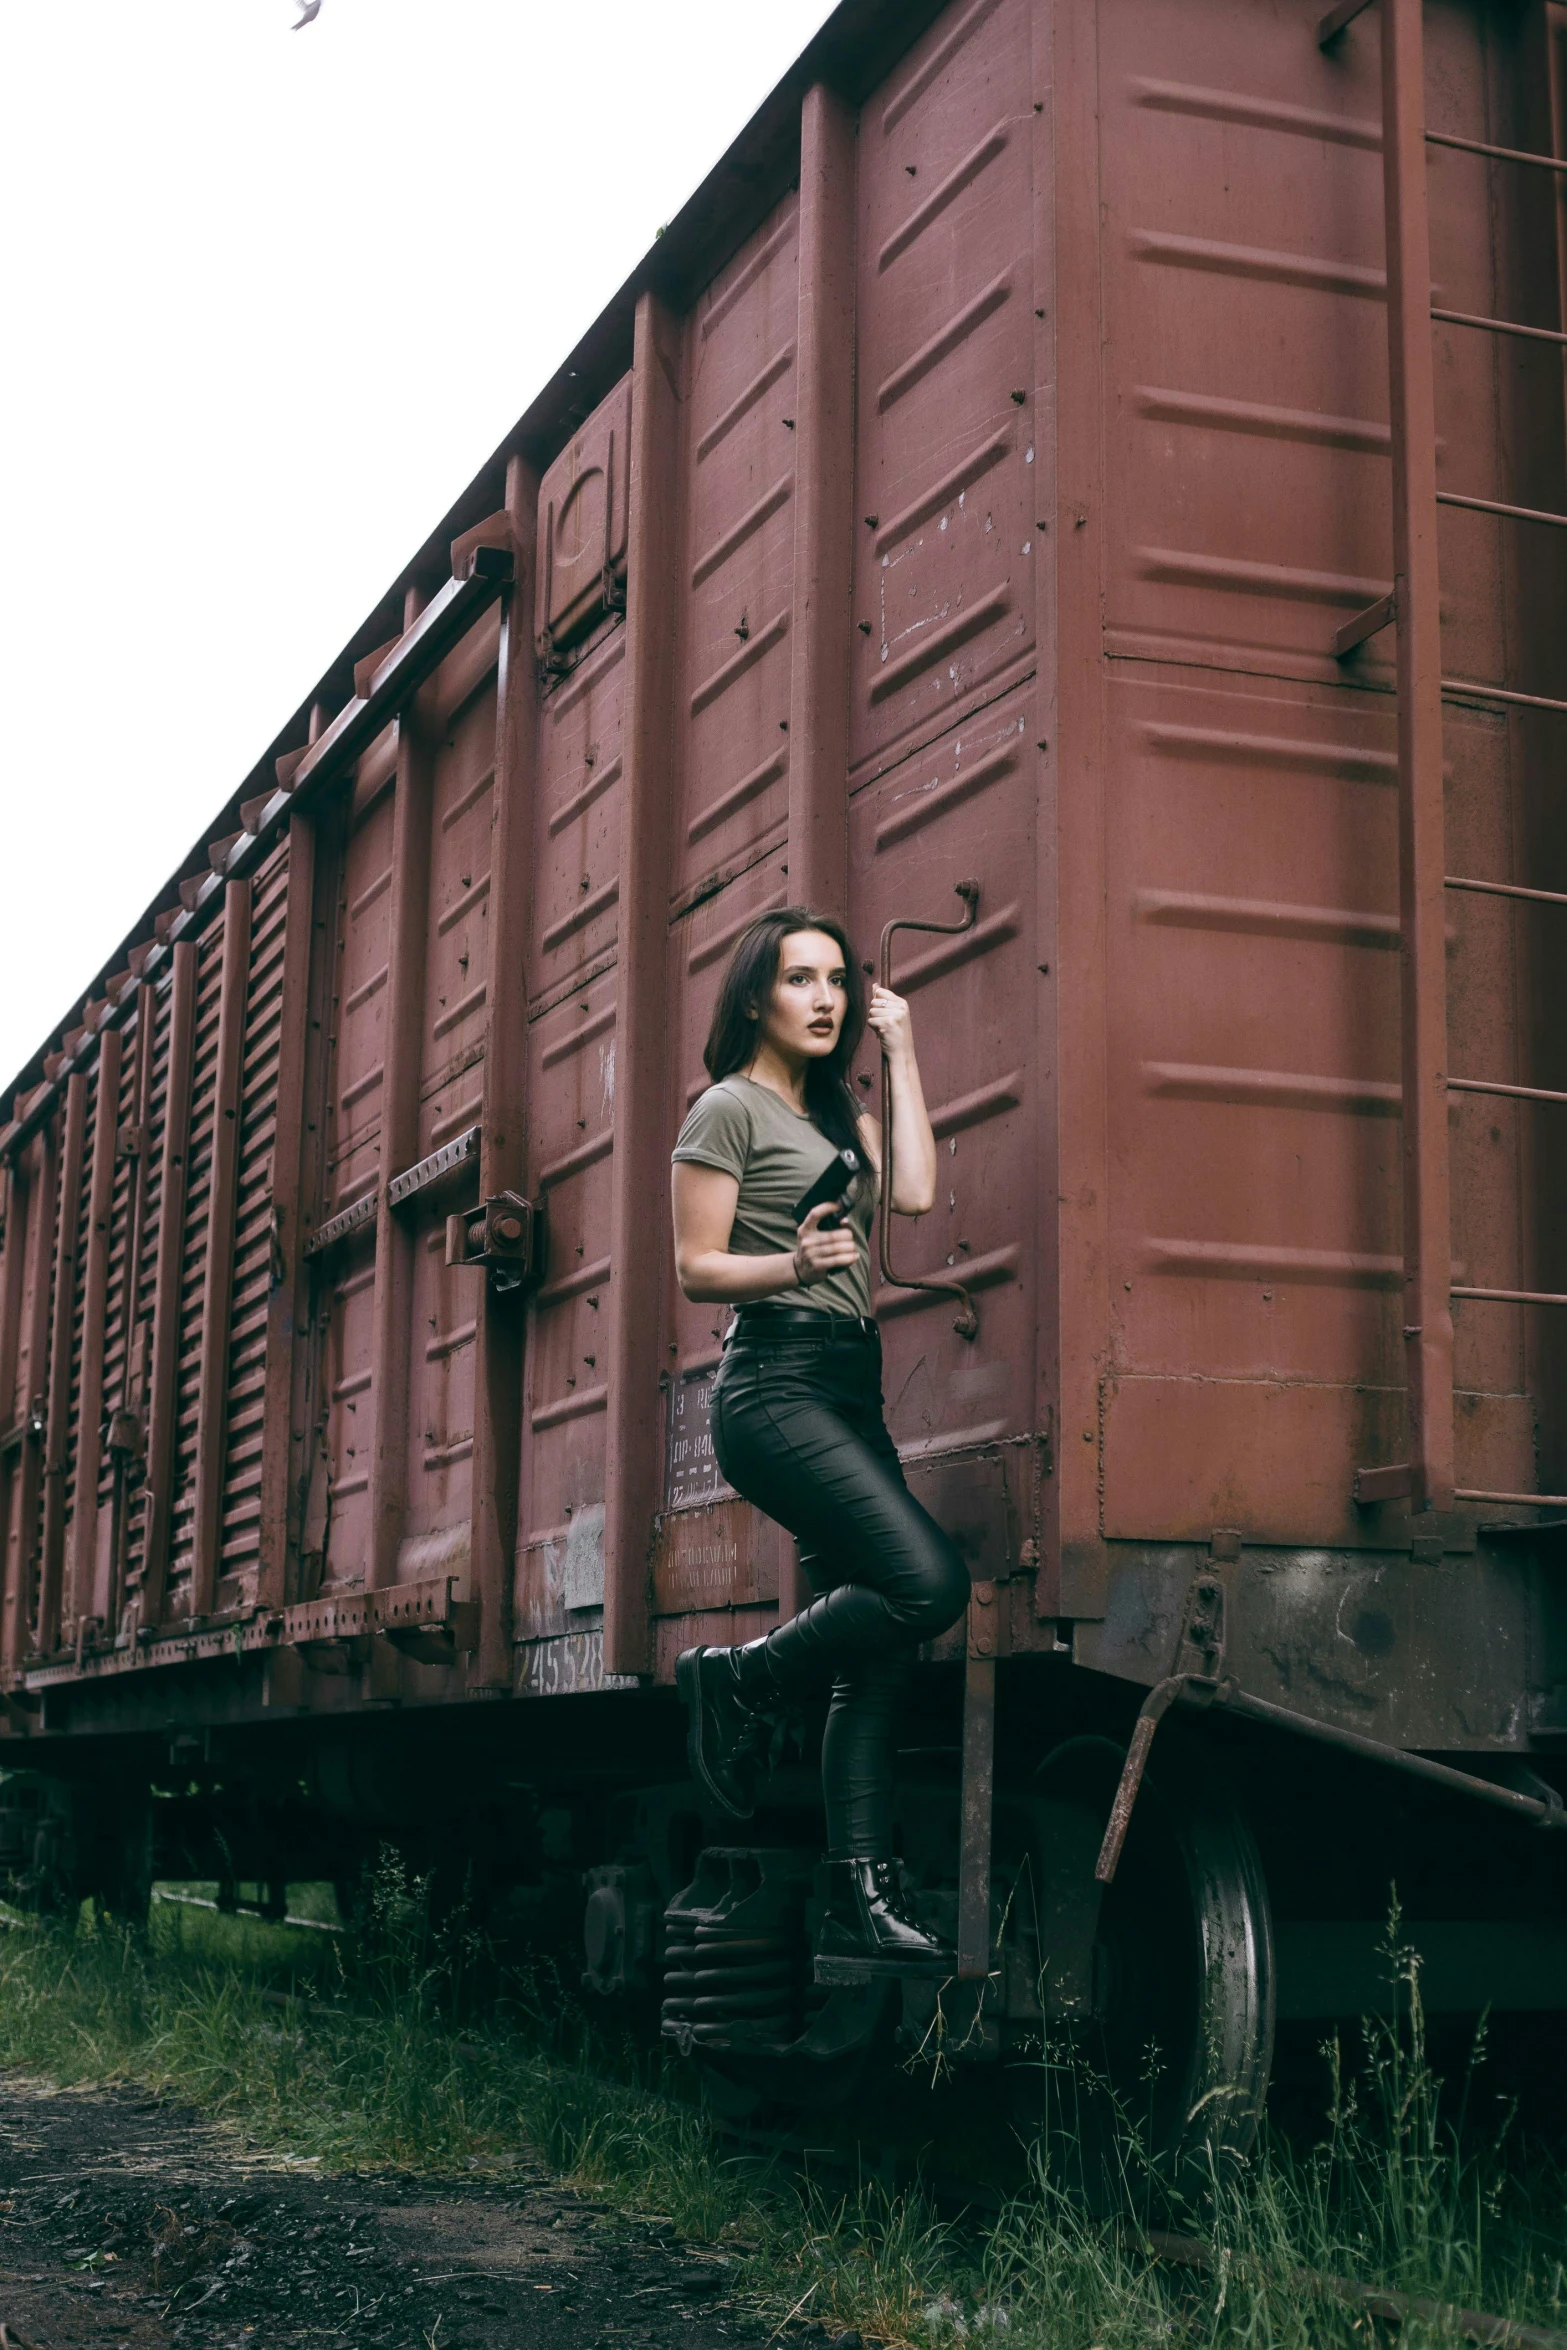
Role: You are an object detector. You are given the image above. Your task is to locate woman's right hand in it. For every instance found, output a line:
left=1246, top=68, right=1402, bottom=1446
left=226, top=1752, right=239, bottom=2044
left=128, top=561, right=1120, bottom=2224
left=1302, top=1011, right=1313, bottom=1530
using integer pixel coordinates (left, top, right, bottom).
left=792, top=1200, right=860, bottom=1287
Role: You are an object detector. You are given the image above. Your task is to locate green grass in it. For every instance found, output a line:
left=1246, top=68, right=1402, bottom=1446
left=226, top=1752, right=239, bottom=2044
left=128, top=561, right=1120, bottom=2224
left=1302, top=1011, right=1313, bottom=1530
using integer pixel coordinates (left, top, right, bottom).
left=1, top=1868, right=1565, bottom=2349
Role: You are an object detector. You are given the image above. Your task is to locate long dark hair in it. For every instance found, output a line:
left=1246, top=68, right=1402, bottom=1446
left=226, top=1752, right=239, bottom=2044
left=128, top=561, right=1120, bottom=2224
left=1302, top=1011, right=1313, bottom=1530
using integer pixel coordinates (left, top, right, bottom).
left=702, top=906, right=867, bottom=1162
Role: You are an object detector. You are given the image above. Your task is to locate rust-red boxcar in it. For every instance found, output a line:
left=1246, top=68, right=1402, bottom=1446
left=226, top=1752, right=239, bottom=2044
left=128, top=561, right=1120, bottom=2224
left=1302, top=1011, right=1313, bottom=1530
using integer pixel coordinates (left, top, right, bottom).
left=4, top=0, right=1567, bottom=2163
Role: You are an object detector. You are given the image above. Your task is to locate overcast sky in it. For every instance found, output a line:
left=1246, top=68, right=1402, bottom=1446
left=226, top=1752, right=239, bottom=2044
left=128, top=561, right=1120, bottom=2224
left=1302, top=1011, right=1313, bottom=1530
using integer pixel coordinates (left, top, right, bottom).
left=0, top=0, right=838, bottom=1093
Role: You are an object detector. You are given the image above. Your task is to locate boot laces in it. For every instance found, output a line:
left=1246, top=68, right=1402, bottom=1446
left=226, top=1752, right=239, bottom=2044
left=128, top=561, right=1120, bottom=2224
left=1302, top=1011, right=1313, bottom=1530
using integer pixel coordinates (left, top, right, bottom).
left=729, top=1703, right=782, bottom=1772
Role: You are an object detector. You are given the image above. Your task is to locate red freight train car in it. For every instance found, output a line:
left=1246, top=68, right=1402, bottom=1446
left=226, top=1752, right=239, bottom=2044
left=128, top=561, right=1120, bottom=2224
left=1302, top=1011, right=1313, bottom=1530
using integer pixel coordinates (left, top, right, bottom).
left=4, top=0, right=1567, bottom=2164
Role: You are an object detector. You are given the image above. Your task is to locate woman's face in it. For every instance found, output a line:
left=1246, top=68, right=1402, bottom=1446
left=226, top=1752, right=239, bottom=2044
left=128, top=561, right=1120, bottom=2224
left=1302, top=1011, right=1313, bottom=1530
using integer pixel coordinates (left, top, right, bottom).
left=759, top=929, right=850, bottom=1063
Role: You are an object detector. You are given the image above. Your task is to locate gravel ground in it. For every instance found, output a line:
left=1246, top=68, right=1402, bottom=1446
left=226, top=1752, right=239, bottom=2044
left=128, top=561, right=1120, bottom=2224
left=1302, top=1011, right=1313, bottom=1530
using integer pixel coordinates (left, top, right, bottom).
left=0, top=2076, right=776, bottom=2350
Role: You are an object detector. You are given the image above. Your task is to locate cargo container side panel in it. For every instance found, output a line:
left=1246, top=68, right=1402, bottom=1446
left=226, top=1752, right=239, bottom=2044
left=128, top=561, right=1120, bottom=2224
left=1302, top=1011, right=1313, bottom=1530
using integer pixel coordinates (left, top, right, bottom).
left=320, top=1243, right=374, bottom=1589
left=528, top=631, right=625, bottom=1009
left=1092, top=0, right=1406, bottom=1541
left=528, top=383, right=632, bottom=1006
left=327, top=761, right=397, bottom=1193
left=219, top=839, right=290, bottom=1603
left=515, top=970, right=618, bottom=1642
left=654, top=853, right=794, bottom=1624
left=92, top=1001, right=143, bottom=1624
left=318, top=766, right=396, bottom=1586
left=391, top=661, right=502, bottom=1557
left=516, top=385, right=634, bottom=1648
left=165, top=918, right=225, bottom=1611
left=3, top=1127, right=54, bottom=1443
left=1091, top=0, right=1564, bottom=1541
left=59, top=1071, right=97, bottom=1571
left=0, top=1160, right=24, bottom=1674
left=848, top=0, right=1038, bottom=781
left=655, top=197, right=811, bottom=1620
left=1103, top=671, right=1403, bottom=1379
left=0, top=1162, right=24, bottom=1444
left=404, top=1213, right=477, bottom=1559
left=849, top=687, right=1040, bottom=1484
left=418, top=665, right=498, bottom=1135
left=1098, top=10, right=1394, bottom=678
left=1, top=1125, right=57, bottom=1668
left=32, top=1072, right=87, bottom=1652
left=671, top=199, right=799, bottom=903
left=68, top=1024, right=120, bottom=1633
left=121, top=979, right=172, bottom=1623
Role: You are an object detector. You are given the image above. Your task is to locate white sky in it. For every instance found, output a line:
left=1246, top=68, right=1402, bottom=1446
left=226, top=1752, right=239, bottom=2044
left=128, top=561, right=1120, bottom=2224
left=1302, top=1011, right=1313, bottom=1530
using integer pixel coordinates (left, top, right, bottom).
left=0, top=0, right=838, bottom=1094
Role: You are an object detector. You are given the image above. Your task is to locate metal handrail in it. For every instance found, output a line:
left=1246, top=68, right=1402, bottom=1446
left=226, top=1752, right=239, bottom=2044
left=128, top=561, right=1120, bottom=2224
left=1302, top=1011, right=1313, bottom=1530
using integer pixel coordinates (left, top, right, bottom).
left=1437, top=488, right=1567, bottom=530
left=1426, top=127, right=1567, bottom=174
left=876, top=881, right=981, bottom=1340
left=1431, top=305, right=1567, bottom=347
left=1447, top=874, right=1567, bottom=909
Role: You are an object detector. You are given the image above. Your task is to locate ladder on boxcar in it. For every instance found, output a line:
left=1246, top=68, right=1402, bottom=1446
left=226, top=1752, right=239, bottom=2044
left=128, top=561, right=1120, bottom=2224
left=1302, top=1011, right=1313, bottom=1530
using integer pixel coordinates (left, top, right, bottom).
left=1323, top=0, right=1567, bottom=1516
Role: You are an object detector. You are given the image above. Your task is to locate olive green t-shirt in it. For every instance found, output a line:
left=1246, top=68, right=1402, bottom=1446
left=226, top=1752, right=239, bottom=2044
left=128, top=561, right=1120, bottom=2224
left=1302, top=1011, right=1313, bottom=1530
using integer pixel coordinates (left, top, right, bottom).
left=672, top=1075, right=874, bottom=1318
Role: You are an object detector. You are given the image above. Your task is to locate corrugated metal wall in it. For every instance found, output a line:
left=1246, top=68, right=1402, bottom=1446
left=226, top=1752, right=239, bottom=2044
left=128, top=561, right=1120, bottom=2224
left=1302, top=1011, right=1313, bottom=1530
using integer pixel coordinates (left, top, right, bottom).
left=2, top=0, right=1565, bottom=1711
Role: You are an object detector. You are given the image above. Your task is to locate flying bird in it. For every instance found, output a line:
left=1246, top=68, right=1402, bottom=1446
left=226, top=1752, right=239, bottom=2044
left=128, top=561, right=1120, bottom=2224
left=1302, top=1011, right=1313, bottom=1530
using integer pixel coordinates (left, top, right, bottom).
left=292, top=0, right=321, bottom=25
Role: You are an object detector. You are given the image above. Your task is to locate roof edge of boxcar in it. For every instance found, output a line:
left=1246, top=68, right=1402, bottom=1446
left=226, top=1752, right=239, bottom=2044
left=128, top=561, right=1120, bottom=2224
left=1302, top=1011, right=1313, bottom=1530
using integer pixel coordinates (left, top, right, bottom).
left=1, top=0, right=947, bottom=1144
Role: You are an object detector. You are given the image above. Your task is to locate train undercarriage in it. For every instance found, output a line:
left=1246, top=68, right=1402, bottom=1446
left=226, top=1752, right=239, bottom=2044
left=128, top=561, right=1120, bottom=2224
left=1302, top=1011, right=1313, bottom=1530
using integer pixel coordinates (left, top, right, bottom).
left=5, top=1530, right=1566, bottom=2193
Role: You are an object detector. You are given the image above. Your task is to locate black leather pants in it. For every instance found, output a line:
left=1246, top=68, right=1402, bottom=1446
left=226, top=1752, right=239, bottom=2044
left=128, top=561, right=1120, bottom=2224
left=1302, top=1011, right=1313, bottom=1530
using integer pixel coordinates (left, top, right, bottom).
left=709, top=1318, right=970, bottom=1859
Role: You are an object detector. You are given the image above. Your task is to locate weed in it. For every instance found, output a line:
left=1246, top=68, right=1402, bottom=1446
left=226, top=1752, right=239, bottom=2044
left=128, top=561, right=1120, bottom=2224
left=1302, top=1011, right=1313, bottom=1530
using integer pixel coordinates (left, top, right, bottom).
left=0, top=1875, right=1562, bottom=2349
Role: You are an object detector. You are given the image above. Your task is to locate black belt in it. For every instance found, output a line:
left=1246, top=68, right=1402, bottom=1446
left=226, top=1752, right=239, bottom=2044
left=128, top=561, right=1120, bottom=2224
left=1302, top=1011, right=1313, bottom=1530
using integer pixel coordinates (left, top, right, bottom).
left=726, top=1306, right=879, bottom=1344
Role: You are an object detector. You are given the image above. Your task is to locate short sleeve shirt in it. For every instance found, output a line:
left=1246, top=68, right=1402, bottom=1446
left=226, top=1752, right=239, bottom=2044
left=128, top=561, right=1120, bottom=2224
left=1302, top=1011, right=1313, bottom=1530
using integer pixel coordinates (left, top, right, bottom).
left=671, top=1075, right=874, bottom=1318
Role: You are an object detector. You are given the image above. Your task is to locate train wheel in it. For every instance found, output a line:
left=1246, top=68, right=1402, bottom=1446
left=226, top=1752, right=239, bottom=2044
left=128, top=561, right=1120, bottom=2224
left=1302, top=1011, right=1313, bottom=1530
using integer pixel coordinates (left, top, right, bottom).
left=1001, top=1732, right=1274, bottom=2210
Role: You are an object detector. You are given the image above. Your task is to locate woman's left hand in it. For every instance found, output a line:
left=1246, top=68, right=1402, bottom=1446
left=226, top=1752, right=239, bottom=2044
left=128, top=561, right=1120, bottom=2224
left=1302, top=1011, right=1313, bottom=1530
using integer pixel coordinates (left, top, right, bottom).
left=866, top=983, right=914, bottom=1063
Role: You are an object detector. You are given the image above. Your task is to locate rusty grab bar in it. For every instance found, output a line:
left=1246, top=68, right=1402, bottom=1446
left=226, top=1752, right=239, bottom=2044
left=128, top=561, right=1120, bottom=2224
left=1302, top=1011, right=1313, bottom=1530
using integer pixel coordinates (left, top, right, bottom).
left=1096, top=1672, right=1567, bottom=1886
left=876, top=880, right=981, bottom=1340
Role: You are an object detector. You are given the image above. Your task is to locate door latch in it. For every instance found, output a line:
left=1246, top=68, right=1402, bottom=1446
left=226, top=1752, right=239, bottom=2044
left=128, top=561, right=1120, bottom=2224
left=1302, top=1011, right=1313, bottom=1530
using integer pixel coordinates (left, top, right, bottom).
left=444, top=1193, right=546, bottom=1293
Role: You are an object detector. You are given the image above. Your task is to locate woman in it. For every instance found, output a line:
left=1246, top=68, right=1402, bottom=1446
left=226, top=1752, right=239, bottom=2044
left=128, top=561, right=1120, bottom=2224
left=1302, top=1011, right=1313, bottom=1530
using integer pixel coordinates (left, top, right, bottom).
left=671, top=908, right=970, bottom=1975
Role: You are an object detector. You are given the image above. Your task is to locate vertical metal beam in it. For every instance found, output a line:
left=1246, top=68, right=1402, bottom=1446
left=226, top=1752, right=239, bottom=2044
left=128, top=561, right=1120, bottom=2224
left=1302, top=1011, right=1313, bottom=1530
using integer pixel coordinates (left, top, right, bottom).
left=67, top=1025, right=122, bottom=1635
left=1049, top=0, right=1111, bottom=1615
left=782, top=81, right=860, bottom=1638
left=1026, top=0, right=1062, bottom=1621
left=3, top=1124, right=58, bottom=1672
left=788, top=81, right=857, bottom=918
left=367, top=585, right=436, bottom=1591
left=191, top=879, right=254, bottom=1617
left=471, top=457, right=538, bottom=1690
left=604, top=291, right=683, bottom=1680
left=140, top=940, right=199, bottom=1628
left=258, top=814, right=322, bottom=1612
left=957, top=1652, right=997, bottom=1979
left=1381, top=0, right=1455, bottom=1512
left=37, top=1072, right=88, bottom=1653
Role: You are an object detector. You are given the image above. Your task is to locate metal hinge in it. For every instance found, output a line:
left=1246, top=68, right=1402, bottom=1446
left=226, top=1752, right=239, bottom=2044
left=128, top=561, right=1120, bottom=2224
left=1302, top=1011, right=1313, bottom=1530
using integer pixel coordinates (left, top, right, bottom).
left=445, top=1192, right=546, bottom=1293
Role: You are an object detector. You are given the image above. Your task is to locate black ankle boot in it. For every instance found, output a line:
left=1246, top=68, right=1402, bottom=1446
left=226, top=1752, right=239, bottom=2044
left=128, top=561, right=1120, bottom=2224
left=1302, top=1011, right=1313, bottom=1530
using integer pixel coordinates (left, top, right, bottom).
left=675, top=1646, right=776, bottom=1820
left=814, top=1858, right=956, bottom=1981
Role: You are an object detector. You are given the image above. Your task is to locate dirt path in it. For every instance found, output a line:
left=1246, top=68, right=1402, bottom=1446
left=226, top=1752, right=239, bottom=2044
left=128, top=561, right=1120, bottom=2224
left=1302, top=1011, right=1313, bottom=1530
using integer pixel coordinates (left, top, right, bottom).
left=0, top=2077, right=778, bottom=2350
